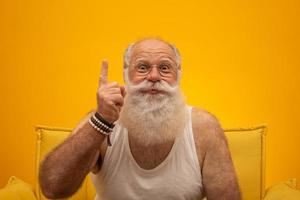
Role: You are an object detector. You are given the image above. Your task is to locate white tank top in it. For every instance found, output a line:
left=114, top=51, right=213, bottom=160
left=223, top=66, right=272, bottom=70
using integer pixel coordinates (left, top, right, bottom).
left=90, top=106, right=203, bottom=200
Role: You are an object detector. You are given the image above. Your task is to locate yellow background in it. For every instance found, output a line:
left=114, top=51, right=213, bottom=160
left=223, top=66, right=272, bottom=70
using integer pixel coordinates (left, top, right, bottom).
left=0, top=0, right=299, bottom=190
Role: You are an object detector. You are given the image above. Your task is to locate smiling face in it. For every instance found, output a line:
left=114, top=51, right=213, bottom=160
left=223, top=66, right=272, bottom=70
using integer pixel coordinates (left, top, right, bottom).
left=127, top=39, right=179, bottom=86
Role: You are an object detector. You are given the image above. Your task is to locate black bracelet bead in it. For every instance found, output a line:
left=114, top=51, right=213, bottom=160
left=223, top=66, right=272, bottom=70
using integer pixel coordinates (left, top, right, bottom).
left=95, top=112, right=115, bottom=129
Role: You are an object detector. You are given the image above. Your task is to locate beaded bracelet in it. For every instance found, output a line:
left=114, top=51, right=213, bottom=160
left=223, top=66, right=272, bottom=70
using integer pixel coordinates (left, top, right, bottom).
left=91, top=116, right=112, bottom=133
left=88, top=113, right=114, bottom=146
left=94, top=112, right=115, bottom=129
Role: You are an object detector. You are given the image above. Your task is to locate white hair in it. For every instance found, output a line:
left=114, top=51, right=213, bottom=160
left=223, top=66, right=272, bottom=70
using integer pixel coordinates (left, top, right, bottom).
left=123, top=39, right=182, bottom=69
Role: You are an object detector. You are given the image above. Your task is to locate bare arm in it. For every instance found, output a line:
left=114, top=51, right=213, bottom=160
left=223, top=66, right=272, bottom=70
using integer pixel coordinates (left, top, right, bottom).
left=39, top=111, right=106, bottom=199
left=39, top=60, right=125, bottom=199
left=192, top=108, right=241, bottom=200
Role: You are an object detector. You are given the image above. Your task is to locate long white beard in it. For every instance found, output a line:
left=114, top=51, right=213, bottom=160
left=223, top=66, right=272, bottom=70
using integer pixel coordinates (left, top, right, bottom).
left=119, top=79, right=188, bottom=146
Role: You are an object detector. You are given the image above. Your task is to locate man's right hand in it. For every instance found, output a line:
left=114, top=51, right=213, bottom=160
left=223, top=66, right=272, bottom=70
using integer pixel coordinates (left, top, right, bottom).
left=96, top=60, right=126, bottom=124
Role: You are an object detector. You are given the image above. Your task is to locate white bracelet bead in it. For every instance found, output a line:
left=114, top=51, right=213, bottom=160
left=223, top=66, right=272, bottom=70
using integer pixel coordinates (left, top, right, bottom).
left=92, top=115, right=113, bottom=132
left=88, top=118, right=110, bottom=136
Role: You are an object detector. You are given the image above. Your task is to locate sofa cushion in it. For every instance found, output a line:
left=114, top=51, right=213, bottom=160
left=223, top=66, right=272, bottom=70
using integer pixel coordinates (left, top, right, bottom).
left=225, top=125, right=266, bottom=200
left=0, top=176, right=37, bottom=200
left=263, top=179, right=300, bottom=200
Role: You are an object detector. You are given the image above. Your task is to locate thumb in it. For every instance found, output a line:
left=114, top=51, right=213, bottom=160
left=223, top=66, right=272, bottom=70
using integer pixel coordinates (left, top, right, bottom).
left=120, top=86, right=126, bottom=97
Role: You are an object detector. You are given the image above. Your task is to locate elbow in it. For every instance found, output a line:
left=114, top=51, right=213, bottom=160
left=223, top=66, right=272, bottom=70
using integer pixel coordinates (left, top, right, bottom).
left=40, top=188, right=64, bottom=199
left=39, top=171, right=76, bottom=199
left=41, top=188, right=74, bottom=199
left=39, top=180, right=76, bottom=199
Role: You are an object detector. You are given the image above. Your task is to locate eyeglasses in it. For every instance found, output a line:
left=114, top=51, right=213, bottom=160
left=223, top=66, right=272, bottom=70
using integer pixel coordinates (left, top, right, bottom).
left=133, top=62, right=178, bottom=77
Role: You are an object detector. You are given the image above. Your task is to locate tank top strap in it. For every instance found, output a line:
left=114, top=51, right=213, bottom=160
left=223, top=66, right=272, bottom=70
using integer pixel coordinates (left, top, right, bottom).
left=184, top=106, right=201, bottom=177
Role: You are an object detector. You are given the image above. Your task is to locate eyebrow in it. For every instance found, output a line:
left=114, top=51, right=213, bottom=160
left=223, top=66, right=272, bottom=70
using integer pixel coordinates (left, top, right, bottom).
left=134, top=57, right=175, bottom=63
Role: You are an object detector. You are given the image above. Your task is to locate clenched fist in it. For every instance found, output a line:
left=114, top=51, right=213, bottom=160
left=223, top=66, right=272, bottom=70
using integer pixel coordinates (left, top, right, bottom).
left=96, top=60, right=126, bottom=124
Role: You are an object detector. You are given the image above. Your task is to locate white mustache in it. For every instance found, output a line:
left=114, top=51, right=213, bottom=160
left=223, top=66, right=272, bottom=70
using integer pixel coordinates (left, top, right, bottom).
left=126, top=80, right=178, bottom=95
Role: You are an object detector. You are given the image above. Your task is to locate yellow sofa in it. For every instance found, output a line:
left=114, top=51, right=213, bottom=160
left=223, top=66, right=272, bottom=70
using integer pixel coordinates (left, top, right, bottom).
left=1, top=124, right=300, bottom=200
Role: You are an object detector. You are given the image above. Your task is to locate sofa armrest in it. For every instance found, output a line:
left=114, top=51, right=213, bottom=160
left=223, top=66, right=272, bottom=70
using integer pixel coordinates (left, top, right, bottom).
left=264, top=179, right=300, bottom=200
left=0, top=176, right=37, bottom=200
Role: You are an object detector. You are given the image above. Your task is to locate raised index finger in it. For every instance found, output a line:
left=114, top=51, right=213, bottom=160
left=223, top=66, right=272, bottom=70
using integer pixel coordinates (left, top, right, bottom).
left=99, top=60, right=108, bottom=86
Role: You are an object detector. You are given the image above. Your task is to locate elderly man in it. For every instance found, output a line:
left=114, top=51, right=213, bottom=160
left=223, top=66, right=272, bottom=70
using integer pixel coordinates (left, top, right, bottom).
left=39, top=38, right=241, bottom=200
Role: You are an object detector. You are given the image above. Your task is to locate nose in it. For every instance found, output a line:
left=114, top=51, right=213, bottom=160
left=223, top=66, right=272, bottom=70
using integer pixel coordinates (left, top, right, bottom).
left=147, top=66, right=161, bottom=82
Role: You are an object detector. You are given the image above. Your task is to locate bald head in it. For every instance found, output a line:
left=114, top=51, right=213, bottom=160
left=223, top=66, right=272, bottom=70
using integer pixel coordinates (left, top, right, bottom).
left=123, top=38, right=181, bottom=69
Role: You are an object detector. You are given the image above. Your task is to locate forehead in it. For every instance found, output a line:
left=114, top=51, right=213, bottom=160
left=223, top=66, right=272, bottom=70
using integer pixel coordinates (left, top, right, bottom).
left=130, top=39, right=176, bottom=62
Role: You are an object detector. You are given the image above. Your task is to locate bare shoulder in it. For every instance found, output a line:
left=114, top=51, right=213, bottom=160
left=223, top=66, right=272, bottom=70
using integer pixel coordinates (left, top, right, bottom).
left=192, top=107, right=220, bottom=125
left=191, top=107, right=224, bottom=139
left=191, top=107, right=227, bottom=167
